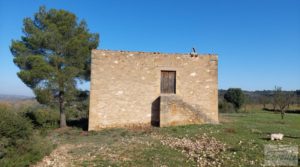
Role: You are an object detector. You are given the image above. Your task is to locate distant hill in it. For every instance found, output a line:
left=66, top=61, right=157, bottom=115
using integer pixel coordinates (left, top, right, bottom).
left=0, top=94, right=34, bottom=101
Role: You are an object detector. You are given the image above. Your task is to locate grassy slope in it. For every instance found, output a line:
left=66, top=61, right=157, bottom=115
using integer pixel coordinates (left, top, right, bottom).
left=44, top=111, right=300, bottom=167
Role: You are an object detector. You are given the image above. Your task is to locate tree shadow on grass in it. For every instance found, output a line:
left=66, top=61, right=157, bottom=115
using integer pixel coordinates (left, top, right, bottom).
left=259, top=133, right=300, bottom=141
left=67, top=118, right=88, bottom=131
left=263, top=108, right=300, bottom=114
left=284, top=135, right=300, bottom=139
left=260, top=137, right=270, bottom=141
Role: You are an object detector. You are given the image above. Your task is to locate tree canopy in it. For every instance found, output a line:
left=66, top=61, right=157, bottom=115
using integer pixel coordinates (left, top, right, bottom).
left=10, top=6, right=99, bottom=127
left=224, top=88, right=245, bottom=111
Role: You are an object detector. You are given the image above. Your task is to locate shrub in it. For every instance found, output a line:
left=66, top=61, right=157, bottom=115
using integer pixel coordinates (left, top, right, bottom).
left=65, top=95, right=89, bottom=119
left=219, top=101, right=235, bottom=113
left=25, top=106, right=59, bottom=128
left=0, top=134, right=53, bottom=167
left=0, top=108, right=33, bottom=143
left=0, top=107, right=53, bottom=167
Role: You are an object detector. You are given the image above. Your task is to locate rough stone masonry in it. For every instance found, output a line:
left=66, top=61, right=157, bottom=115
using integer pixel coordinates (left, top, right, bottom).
left=88, top=50, right=218, bottom=130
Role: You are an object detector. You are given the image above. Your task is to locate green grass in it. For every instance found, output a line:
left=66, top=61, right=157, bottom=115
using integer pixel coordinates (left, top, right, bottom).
left=44, top=110, right=300, bottom=166
left=159, top=111, right=300, bottom=166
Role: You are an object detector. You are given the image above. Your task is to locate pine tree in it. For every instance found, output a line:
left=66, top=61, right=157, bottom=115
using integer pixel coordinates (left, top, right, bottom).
left=10, top=6, right=99, bottom=127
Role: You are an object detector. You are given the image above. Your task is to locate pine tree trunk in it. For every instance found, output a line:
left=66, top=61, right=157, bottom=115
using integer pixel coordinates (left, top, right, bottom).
left=59, top=91, right=67, bottom=128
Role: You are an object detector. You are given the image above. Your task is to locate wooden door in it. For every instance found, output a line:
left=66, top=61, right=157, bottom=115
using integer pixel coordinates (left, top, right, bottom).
left=161, top=71, right=176, bottom=94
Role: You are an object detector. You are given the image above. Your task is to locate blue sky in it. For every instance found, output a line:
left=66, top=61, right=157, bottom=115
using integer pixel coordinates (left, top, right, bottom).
left=0, top=0, right=299, bottom=96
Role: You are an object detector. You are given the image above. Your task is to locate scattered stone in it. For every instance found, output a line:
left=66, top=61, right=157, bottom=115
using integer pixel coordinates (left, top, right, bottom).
left=159, top=134, right=226, bottom=167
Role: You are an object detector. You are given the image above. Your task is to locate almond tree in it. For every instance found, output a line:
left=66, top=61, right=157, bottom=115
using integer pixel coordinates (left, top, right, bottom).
left=273, top=86, right=293, bottom=119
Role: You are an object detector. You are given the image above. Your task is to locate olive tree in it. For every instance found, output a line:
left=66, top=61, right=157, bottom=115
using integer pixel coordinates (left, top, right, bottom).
left=224, top=88, right=245, bottom=111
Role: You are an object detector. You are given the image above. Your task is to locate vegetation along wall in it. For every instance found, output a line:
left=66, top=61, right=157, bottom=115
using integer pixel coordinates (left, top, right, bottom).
left=89, top=50, right=218, bottom=130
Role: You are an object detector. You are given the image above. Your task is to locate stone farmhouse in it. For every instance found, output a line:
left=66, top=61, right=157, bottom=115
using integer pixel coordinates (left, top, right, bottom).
left=88, top=50, right=218, bottom=130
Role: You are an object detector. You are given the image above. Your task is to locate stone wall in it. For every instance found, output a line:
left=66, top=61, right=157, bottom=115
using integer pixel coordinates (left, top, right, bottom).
left=160, top=94, right=218, bottom=127
left=89, top=50, right=218, bottom=130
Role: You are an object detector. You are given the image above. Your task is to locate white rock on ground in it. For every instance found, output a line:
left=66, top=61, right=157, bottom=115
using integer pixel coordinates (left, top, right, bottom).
left=270, top=133, right=284, bottom=140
